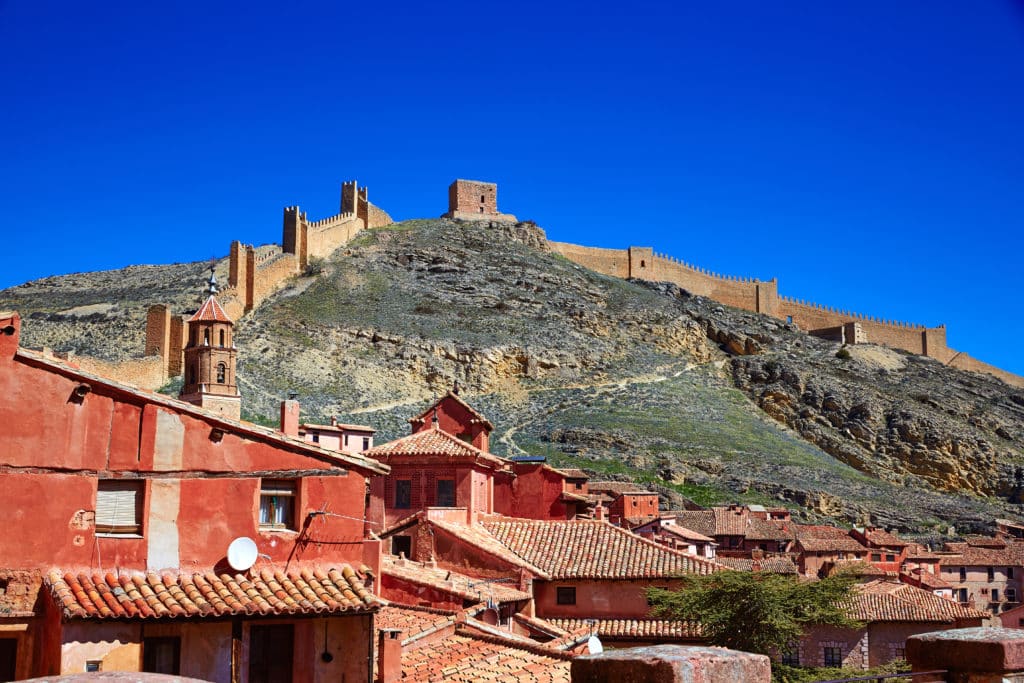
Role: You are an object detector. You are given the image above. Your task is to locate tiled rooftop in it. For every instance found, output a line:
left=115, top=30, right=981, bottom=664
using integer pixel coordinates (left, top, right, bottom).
left=716, top=556, right=799, bottom=574
left=860, top=527, right=910, bottom=548
left=188, top=295, right=232, bottom=323
left=400, top=629, right=574, bottom=682
left=376, top=603, right=458, bottom=642
left=587, top=481, right=655, bottom=495
left=547, top=617, right=701, bottom=640
left=479, top=519, right=722, bottom=579
left=364, top=427, right=507, bottom=467
left=845, top=580, right=989, bottom=623
left=409, top=391, right=494, bottom=430
left=793, top=525, right=869, bottom=553
left=941, top=538, right=1024, bottom=565
left=47, top=565, right=376, bottom=620
left=551, top=468, right=589, bottom=480
left=428, top=517, right=550, bottom=578
left=383, top=556, right=532, bottom=604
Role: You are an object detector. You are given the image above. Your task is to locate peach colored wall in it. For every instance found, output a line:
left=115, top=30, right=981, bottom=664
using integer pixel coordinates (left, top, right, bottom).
left=499, top=465, right=573, bottom=520
left=533, top=579, right=684, bottom=619
left=548, top=242, right=630, bottom=279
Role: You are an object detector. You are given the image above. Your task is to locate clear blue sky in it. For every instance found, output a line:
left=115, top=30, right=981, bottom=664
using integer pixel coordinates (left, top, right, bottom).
left=2, top=1, right=1022, bottom=375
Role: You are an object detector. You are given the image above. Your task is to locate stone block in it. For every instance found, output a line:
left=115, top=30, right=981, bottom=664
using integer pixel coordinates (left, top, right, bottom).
left=570, top=645, right=770, bottom=683
left=907, top=627, right=1024, bottom=674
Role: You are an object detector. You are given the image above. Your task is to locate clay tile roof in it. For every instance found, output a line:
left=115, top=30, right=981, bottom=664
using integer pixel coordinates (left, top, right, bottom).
left=862, top=528, right=910, bottom=548
left=902, top=570, right=952, bottom=590
left=745, top=517, right=794, bottom=541
left=587, top=481, right=655, bottom=496
left=672, top=511, right=717, bottom=537
left=547, top=618, right=701, bottom=640
left=842, top=580, right=989, bottom=623
left=428, top=518, right=550, bottom=579
left=656, top=524, right=715, bottom=544
left=409, top=392, right=494, bottom=431
left=301, top=422, right=375, bottom=433
left=383, top=557, right=532, bottom=604
left=376, top=603, right=458, bottom=641
left=188, top=295, right=232, bottom=323
left=399, top=629, right=574, bottom=682
left=512, top=613, right=570, bottom=638
left=794, top=525, right=868, bottom=553
left=716, top=556, right=799, bottom=574
left=364, top=427, right=507, bottom=467
left=552, top=468, right=589, bottom=480
left=45, top=565, right=377, bottom=620
left=478, top=519, right=723, bottom=580
left=940, top=539, right=1024, bottom=565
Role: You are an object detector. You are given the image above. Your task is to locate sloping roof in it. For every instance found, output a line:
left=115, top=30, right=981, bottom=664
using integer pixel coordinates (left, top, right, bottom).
left=301, top=422, right=375, bottom=434
left=844, top=580, right=989, bottom=623
left=903, top=570, right=952, bottom=590
left=656, top=524, right=715, bottom=544
left=860, top=528, right=910, bottom=549
left=427, top=518, right=550, bottom=579
left=400, top=630, right=573, bottom=682
left=409, top=391, right=494, bottom=431
left=941, top=539, right=1024, bottom=565
left=46, top=566, right=376, bottom=620
left=376, top=603, right=457, bottom=643
left=188, top=295, right=232, bottom=323
left=794, top=525, right=868, bottom=553
left=364, top=427, right=507, bottom=468
left=548, top=618, right=701, bottom=640
left=587, top=481, right=655, bottom=496
left=383, top=557, right=532, bottom=604
left=669, top=508, right=791, bottom=542
left=716, top=556, right=799, bottom=574
left=478, top=519, right=722, bottom=580
left=744, top=517, right=793, bottom=542
left=551, top=468, right=589, bottom=480
left=15, top=348, right=389, bottom=476
left=673, top=510, right=717, bottom=537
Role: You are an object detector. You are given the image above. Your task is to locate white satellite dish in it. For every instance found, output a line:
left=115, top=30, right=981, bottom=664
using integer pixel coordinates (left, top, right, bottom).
left=227, top=537, right=259, bottom=571
left=587, top=635, right=603, bottom=654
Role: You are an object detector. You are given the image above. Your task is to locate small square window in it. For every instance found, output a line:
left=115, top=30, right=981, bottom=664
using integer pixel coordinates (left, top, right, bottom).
left=395, top=480, right=411, bottom=509
left=871, top=553, right=881, bottom=562
left=392, top=535, right=412, bottom=558
left=823, top=646, right=842, bottom=667
left=436, top=479, right=456, bottom=507
left=259, top=480, right=296, bottom=530
left=885, top=554, right=896, bottom=562
left=96, top=480, right=144, bottom=535
left=85, top=662, right=101, bottom=673
left=556, top=587, right=576, bottom=605
left=362, top=437, right=371, bottom=450
left=311, top=433, right=320, bottom=443
left=574, top=482, right=582, bottom=490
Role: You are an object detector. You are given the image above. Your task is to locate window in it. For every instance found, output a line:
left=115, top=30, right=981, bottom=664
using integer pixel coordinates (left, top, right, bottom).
left=480, top=194, right=486, bottom=202
left=892, top=645, right=906, bottom=661
left=362, top=437, right=371, bottom=450
left=311, top=433, right=320, bottom=443
left=96, top=480, right=143, bottom=535
left=436, top=479, right=456, bottom=507
left=958, top=588, right=968, bottom=603
left=1009, top=567, right=1015, bottom=579
left=395, top=480, right=411, bottom=509
left=781, top=647, right=799, bottom=666
left=574, top=481, right=582, bottom=490
left=885, top=554, right=896, bottom=562
left=960, top=567, right=967, bottom=582
left=823, top=646, right=842, bottom=667
left=143, top=637, right=181, bottom=674
left=786, top=315, right=793, bottom=324
left=871, top=553, right=882, bottom=562
left=1008, top=588, right=1017, bottom=603
left=992, top=589, right=1000, bottom=602
left=392, top=535, right=412, bottom=558
left=216, top=362, right=226, bottom=383
left=219, top=329, right=225, bottom=347
left=85, top=661, right=101, bottom=673
left=203, top=329, right=210, bottom=344
left=250, top=625, right=293, bottom=683
left=259, top=480, right=296, bottom=530
left=989, top=567, right=995, bottom=582
left=556, top=587, right=576, bottom=605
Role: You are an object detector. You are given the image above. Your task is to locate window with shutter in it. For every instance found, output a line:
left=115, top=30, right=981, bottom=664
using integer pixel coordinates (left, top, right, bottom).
left=259, top=480, right=296, bottom=530
left=95, top=481, right=143, bottom=535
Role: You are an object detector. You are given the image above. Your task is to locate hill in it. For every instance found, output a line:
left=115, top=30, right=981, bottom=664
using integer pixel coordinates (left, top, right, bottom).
left=2, top=218, right=1022, bottom=533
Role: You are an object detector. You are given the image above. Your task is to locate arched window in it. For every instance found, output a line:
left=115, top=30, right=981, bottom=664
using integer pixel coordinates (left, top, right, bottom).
left=203, top=329, right=210, bottom=345
left=219, top=329, right=225, bottom=347
left=216, top=363, right=226, bottom=384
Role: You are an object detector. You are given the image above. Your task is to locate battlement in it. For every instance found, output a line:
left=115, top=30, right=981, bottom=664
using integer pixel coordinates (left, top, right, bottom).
left=444, top=179, right=517, bottom=222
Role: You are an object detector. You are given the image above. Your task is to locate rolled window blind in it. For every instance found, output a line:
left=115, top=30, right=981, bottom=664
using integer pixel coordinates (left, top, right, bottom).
left=96, top=481, right=142, bottom=534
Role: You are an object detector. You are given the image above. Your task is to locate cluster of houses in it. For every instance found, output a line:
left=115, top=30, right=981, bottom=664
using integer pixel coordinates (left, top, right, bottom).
left=0, top=284, right=1019, bottom=682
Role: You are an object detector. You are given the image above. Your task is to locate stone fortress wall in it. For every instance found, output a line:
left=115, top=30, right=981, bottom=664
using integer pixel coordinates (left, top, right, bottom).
left=548, top=243, right=1024, bottom=388
left=135, top=181, right=392, bottom=389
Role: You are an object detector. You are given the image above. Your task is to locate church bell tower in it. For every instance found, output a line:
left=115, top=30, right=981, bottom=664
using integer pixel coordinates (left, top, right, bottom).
left=179, top=270, right=241, bottom=420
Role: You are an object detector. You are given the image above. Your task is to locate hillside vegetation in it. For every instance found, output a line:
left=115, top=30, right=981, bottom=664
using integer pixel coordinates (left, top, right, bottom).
left=2, top=218, right=1022, bottom=533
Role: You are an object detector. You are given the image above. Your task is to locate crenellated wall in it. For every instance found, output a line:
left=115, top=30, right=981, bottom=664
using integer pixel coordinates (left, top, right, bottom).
left=550, top=241, right=1023, bottom=388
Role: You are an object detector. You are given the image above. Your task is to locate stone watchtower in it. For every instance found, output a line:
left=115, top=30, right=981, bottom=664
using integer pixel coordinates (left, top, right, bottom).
left=179, top=273, right=241, bottom=420
left=443, top=179, right=517, bottom=222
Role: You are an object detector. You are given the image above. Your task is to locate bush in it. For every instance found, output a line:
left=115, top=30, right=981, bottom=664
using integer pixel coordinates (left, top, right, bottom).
left=835, top=346, right=851, bottom=360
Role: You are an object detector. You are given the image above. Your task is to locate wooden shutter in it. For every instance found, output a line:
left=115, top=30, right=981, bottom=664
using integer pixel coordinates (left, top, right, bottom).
left=96, top=481, right=142, bottom=534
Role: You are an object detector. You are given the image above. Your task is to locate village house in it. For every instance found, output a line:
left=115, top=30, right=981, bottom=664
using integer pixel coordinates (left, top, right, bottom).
left=673, top=505, right=794, bottom=555
left=792, top=578, right=988, bottom=669
left=586, top=481, right=660, bottom=526
left=630, top=516, right=718, bottom=559
left=792, top=525, right=871, bottom=577
left=850, top=527, right=913, bottom=574
left=298, top=415, right=376, bottom=456
left=0, top=300, right=389, bottom=682
left=936, top=535, right=1024, bottom=613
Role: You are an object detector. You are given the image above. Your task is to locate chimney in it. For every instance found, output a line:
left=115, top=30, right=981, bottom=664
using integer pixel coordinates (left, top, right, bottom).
left=594, top=504, right=607, bottom=522
left=378, top=629, right=403, bottom=683
left=0, top=312, right=21, bottom=359
left=280, top=399, right=300, bottom=437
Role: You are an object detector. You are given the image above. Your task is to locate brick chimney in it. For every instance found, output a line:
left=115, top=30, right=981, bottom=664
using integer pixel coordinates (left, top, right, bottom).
left=378, top=629, right=403, bottom=683
left=0, top=312, right=20, bottom=359
left=594, top=504, right=607, bottom=522
left=280, top=399, right=300, bottom=437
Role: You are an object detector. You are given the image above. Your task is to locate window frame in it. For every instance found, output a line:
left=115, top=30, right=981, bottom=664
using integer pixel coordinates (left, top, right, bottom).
left=142, top=636, right=181, bottom=675
left=436, top=479, right=456, bottom=507
left=394, top=480, right=412, bottom=509
left=259, top=479, right=297, bottom=531
left=95, top=480, right=144, bottom=536
left=555, top=586, right=577, bottom=605
left=823, top=646, right=843, bottom=667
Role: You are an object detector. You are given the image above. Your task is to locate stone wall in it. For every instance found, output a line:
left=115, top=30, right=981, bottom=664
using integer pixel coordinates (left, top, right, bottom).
left=551, top=241, right=1024, bottom=388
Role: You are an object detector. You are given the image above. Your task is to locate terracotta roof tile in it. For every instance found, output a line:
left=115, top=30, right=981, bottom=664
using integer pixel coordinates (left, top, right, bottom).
left=400, top=629, right=574, bottom=682
left=551, top=468, right=589, bottom=480
left=365, top=427, right=507, bottom=467
left=861, top=528, right=910, bottom=549
left=46, top=565, right=376, bottom=620
left=188, top=295, right=232, bottom=323
left=843, top=580, right=989, bottom=623
left=940, top=539, right=1024, bottom=565
left=794, top=525, right=868, bottom=553
left=716, top=556, right=799, bottom=574
left=383, top=557, right=532, bottom=604
left=376, top=603, right=457, bottom=641
left=479, top=519, right=722, bottom=579
left=587, top=481, right=655, bottom=495
left=548, top=618, right=701, bottom=640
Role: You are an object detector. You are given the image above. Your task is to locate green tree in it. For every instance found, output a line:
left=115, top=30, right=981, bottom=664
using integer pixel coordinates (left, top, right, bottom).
left=647, top=570, right=861, bottom=656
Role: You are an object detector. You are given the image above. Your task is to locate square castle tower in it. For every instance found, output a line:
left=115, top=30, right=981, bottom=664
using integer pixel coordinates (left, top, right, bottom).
left=443, top=179, right=517, bottom=222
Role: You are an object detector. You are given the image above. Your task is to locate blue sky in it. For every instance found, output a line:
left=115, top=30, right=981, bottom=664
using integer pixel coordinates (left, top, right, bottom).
left=2, top=1, right=1022, bottom=376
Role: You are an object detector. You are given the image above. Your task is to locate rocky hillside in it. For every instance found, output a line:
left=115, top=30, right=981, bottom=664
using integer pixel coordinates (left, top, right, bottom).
left=2, top=218, right=1022, bottom=534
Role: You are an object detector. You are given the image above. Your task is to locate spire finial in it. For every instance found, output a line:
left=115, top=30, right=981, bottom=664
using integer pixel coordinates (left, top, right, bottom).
left=206, top=262, right=219, bottom=295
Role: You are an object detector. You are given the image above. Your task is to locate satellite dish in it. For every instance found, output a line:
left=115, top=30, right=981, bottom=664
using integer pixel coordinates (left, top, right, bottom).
left=227, top=537, right=258, bottom=571
left=587, top=635, right=603, bottom=654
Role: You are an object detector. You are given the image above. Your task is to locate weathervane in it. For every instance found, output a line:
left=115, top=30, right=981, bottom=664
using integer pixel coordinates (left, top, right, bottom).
left=206, top=261, right=218, bottom=295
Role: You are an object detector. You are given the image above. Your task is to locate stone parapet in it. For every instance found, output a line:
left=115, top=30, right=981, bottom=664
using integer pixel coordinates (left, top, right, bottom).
left=908, top=626, right=1024, bottom=681
left=570, top=645, right=770, bottom=683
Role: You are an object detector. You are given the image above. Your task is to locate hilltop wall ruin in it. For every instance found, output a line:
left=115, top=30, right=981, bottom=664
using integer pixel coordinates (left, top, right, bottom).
left=549, top=242, right=1024, bottom=388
